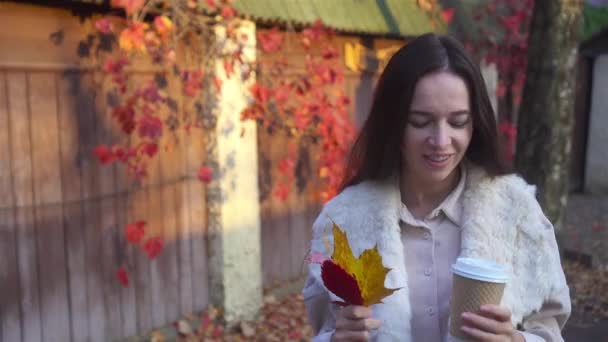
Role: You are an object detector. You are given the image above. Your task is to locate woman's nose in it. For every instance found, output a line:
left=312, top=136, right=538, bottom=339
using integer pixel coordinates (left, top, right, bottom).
left=428, top=126, right=450, bottom=148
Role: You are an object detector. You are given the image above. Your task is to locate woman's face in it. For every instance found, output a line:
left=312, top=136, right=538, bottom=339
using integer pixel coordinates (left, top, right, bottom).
left=401, top=71, right=473, bottom=186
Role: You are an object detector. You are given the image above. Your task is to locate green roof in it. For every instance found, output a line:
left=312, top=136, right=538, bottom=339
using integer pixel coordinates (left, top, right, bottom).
left=583, top=4, right=608, bottom=41
left=230, top=0, right=438, bottom=37
left=67, top=0, right=438, bottom=37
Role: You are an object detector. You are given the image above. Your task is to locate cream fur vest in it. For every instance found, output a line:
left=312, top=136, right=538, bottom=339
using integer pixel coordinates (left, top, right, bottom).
left=304, top=165, right=568, bottom=341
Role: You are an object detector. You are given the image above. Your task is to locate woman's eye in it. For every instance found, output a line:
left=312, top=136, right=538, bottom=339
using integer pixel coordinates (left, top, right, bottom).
left=408, top=121, right=429, bottom=128
left=450, top=120, right=470, bottom=128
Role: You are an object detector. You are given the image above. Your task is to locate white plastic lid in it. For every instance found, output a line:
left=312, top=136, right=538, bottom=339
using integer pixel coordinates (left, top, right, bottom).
left=451, top=257, right=508, bottom=283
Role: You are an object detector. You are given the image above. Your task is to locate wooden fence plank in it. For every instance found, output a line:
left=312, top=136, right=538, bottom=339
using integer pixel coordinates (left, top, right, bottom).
left=129, top=75, right=153, bottom=333
left=7, top=71, right=42, bottom=342
left=115, top=139, right=137, bottom=336
left=186, top=123, right=208, bottom=311
left=56, top=71, right=89, bottom=341
left=28, top=71, right=70, bottom=341
left=158, top=120, right=180, bottom=322
left=0, top=71, right=22, bottom=342
left=79, top=74, right=107, bottom=342
left=177, top=124, right=194, bottom=316
left=109, top=80, right=137, bottom=336
left=95, top=76, right=122, bottom=340
left=147, top=129, right=166, bottom=328
left=288, top=142, right=313, bottom=281
left=133, top=182, right=152, bottom=333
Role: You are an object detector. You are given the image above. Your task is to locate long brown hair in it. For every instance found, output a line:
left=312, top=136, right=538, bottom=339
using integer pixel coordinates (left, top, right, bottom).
left=341, top=33, right=510, bottom=189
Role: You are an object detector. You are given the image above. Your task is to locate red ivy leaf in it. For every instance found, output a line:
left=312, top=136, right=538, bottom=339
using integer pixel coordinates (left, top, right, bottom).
left=250, top=83, right=271, bottom=104
left=278, top=157, right=295, bottom=177
left=125, top=220, right=146, bottom=244
left=205, top=0, right=216, bottom=9
left=198, top=165, right=213, bottom=183
left=95, top=18, right=113, bottom=34
left=441, top=8, right=456, bottom=24
left=143, top=236, right=164, bottom=260
left=138, top=114, right=163, bottom=140
left=93, top=145, right=115, bottom=164
left=258, top=27, right=283, bottom=53
left=213, top=77, right=223, bottom=92
left=142, top=142, right=158, bottom=158
left=321, top=46, right=338, bottom=59
left=116, top=267, right=129, bottom=287
left=223, top=59, right=235, bottom=78
left=221, top=6, right=236, bottom=19
left=274, top=182, right=290, bottom=202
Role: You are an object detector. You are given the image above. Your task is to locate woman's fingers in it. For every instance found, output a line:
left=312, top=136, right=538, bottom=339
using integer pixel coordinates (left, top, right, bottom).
left=336, top=318, right=381, bottom=331
left=461, top=312, right=510, bottom=335
left=460, top=324, right=500, bottom=341
left=333, top=305, right=381, bottom=341
left=479, top=304, right=512, bottom=322
left=333, top=330, right=370, bottom=341
left=342, top=305, right=373, bottom=319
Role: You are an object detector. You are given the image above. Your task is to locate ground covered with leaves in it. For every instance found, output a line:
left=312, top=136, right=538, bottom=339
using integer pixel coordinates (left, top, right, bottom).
left=142, top=293, right=313, bottom=342
left=563, top=259, right=608, bottom=327
left=137, top=260, right=608, bottom=342
left=136, top=258, right=608, bottom=341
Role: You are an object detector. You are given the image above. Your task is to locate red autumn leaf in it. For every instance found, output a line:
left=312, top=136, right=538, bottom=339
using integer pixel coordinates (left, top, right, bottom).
left=258, top=27, right=283, bottom=53
left=274, top=182, right=290, bottom=202
left=119, top=22, right=148, bottom=52
left=273, top=84, right=291, bottom=104
left=139, top=83, right=163, bottom=103
left=125, top=220, right=146, bottom=244
left=294, top=109, right=310, bottom=130
left=221, top=6, right=236, bottom=19
left=154, top=16, right=173, bottom=38
left=95, top=18, right=113, bottom=34
left=223, top=59, right=235, bottom=77
left=321, top=46, right=338, bottom=59
left=206, top=0, right=216, bottom=9
left=278, top=157, right=295, bottom=176
left=441, top=8, right=456, bottom=24
left=141, top=142, right=158, bottom=158
left=501, top=15, right=521, bottom=34
left=212, top=325, right=223, bottom=338
left=497, top=83, right=507, bottom=98
left=138, top=114, right=163, bottom=140
left=111, top=0, right=145, bottom=14
left=321, top=260, right=364, bottom=306
left=116, top=267, right=129, bottom=287
left=198, top=165, right=213, bottom=183
left=143, top=236, right=164, bottom=259
left=251, top=83, right=271, bottom=104
left=93, top=145, right=115, bottom=164
left=213, top=77, right=223, bottom=92
left=302, top=19, right=325, bottom=42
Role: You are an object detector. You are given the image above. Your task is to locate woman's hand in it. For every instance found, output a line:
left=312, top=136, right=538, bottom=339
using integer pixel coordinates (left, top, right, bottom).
left=460, top=305, right=525, bottom=342
left=331, top=305, right=381, bottom=342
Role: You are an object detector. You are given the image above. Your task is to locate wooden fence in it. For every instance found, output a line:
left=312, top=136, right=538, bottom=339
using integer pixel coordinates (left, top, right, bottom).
left=0, top=3, right=209, bottom=341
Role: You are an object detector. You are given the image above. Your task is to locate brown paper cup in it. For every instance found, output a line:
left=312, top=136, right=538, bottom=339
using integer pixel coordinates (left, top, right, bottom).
left=449, top=257, right=508, bottom=340
left=449, top=274, right=506, bottom=339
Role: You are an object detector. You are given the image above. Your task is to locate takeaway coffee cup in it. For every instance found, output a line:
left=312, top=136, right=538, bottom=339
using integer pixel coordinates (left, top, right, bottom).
left=449, top=257, right=508, bottom=340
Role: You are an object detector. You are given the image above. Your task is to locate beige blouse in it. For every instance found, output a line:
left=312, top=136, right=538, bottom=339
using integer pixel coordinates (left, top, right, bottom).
left=400, top=167, right=570, bottom=342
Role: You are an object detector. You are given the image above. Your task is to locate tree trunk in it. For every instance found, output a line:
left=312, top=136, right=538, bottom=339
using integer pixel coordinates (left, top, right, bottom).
left=515, top=0, right=584, bottom=231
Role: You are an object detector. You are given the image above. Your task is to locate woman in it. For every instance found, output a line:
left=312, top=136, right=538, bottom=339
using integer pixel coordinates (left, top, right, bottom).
left=302, top=33, right=570, bottom=342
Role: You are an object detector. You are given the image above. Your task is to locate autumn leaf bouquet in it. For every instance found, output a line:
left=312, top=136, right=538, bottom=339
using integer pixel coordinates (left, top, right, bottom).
left=311, top=223, right=400, bottom=306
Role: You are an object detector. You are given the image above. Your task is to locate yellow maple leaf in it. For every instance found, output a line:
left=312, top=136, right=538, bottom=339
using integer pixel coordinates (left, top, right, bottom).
left=327, top=223, right=399, bottom=306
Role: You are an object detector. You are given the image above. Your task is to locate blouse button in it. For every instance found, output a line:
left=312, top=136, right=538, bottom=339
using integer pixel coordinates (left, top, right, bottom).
left=423, top=232, right=431, bottom=240
left=424, top=268, right=432, bottom=276
left=428, top=307, right=435, bottom=316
